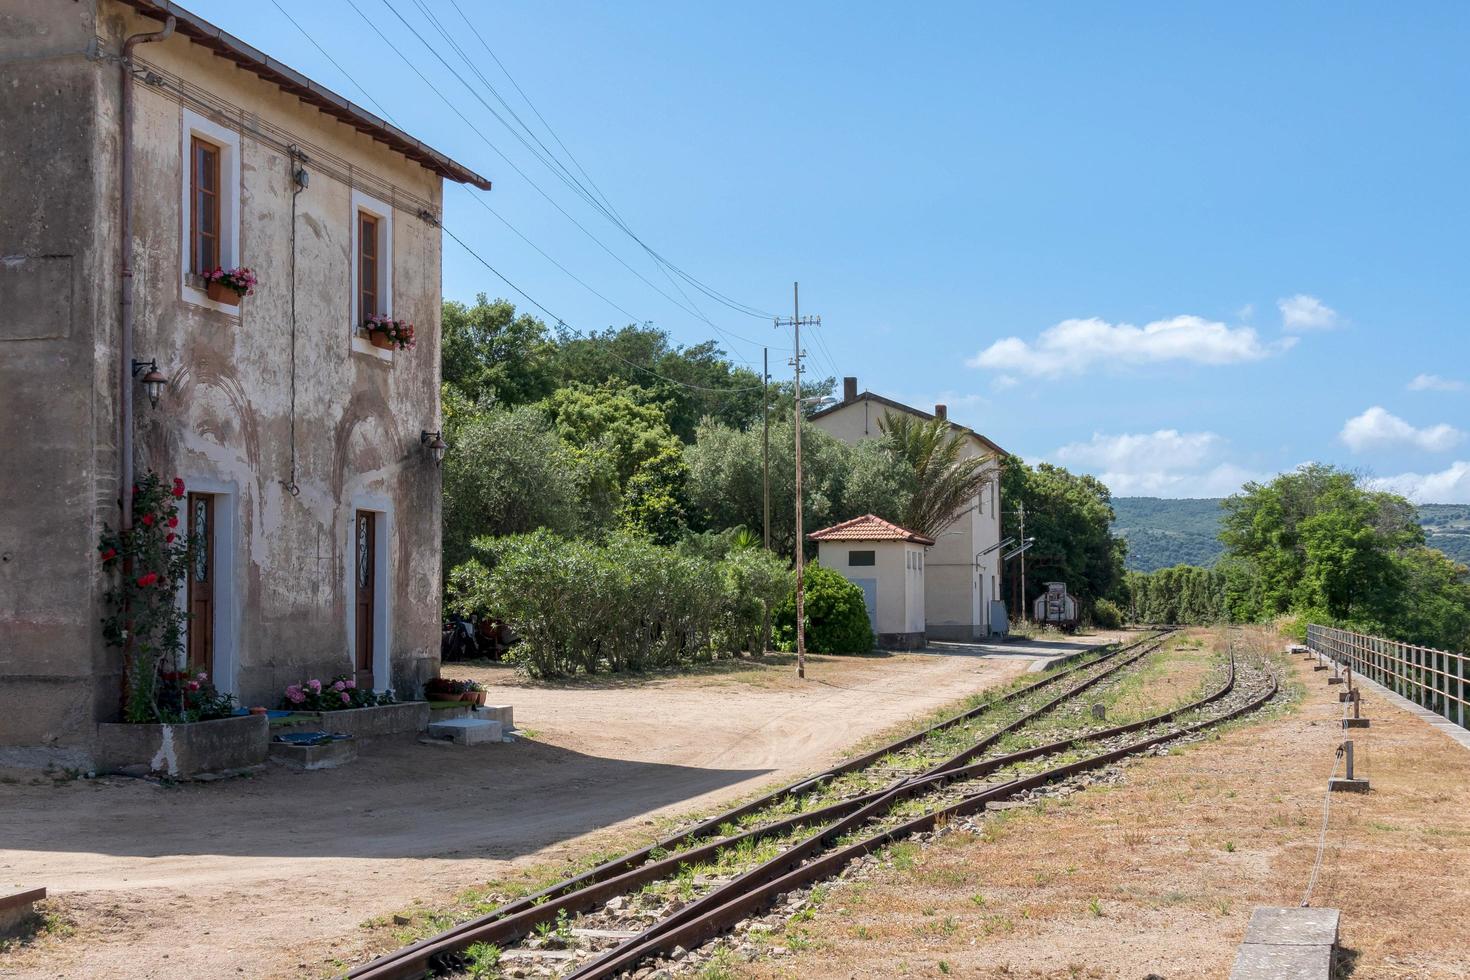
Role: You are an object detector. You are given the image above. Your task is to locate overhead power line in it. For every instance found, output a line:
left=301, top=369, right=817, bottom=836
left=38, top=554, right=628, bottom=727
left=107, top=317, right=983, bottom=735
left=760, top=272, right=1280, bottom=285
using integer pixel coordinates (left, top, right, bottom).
left=441, top=223, right=766, bottom=395
left=344, top=0, right=773, bottom=358
left=375, top=0, right=774, bottom=324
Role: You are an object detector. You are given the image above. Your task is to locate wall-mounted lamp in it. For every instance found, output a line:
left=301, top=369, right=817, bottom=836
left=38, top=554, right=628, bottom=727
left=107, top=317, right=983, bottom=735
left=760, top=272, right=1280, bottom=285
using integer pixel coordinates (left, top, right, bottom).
left=420, top=429, right=447, bottom=466
left=131, top=358, right=168, bottom=409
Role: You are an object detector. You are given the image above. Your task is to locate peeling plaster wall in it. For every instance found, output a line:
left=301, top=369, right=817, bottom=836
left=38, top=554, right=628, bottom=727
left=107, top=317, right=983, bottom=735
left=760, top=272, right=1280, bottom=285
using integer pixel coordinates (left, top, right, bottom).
left=0, top=0, right=445, bottom=760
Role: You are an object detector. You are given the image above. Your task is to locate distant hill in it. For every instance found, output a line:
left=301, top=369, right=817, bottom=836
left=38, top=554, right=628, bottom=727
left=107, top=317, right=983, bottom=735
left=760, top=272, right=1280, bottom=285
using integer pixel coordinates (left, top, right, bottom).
left=1111, top=497, right=1470, bottom=572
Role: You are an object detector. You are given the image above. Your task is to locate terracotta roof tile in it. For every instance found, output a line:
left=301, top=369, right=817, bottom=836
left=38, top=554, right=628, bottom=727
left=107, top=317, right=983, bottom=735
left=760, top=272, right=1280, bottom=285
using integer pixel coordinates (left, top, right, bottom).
left=807, top=514, right=935, bottom=545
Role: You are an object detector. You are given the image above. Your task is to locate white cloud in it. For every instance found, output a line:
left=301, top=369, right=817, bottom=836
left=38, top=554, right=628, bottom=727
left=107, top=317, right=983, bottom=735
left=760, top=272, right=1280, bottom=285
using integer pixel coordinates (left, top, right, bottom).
left=1407, top=373, right=1465, bottom=392
left=1339, top=406, right=1464, bottom=454
left=1278, top=293, right=1339, bottom=331
left=1055, top=430, right=1220, bottom=472
left=968, top=315, right=1291, bottom=379
left=1051, top=430, right=1266, bottom=498
left=1367, top=461, right=1470, bottom=504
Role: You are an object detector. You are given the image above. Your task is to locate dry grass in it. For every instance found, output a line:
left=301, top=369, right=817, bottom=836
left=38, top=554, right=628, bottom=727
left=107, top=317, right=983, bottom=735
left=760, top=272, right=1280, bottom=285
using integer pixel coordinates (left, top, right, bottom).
left=733, top=627, right=1470, bottom=979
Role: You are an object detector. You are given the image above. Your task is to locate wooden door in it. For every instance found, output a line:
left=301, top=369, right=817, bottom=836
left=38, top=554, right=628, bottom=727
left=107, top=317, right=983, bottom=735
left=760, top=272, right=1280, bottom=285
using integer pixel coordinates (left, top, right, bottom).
left=186, top=493, right=214, bottom=677
left=354, top=510, right=376, bottom=689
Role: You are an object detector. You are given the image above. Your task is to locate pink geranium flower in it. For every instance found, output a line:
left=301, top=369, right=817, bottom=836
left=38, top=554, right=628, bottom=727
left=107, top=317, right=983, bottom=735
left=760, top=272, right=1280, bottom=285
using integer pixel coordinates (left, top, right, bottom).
left=307, top=679, right=322, bottom=692
left=332, top=680, right=346, bottom=692
left=344, top=679, right=356, bottom=689
left=285, top=684, right=305, bottom=704
left=340, top=692, right=351, bottom=704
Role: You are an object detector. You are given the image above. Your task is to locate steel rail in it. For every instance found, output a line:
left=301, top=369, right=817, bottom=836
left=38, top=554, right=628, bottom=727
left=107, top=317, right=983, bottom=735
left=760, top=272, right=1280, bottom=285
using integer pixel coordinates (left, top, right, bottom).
left=564, top=649, right=1239, bottom=978
left=347, top=632, right=1165, bottom=979
left=570, top=662, right=1279, bottom=979
left=350, top=633, right=1193, bottom=979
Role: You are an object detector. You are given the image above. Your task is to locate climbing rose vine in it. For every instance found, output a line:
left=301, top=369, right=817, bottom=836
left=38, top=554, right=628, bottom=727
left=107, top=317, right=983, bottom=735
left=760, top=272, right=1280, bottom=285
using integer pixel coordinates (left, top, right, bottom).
left=99, top=472, right=200, bottom=722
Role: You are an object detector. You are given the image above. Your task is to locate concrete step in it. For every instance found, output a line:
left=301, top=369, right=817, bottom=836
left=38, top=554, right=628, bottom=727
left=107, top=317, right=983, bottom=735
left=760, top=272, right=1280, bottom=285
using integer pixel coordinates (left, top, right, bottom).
left=426, top=717, right=503, bottom=745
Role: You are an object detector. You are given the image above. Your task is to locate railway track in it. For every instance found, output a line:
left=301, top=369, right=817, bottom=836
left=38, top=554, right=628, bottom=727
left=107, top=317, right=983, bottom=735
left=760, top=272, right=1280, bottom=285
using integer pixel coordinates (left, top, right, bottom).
left=349, top=630, right=1278, bottom=980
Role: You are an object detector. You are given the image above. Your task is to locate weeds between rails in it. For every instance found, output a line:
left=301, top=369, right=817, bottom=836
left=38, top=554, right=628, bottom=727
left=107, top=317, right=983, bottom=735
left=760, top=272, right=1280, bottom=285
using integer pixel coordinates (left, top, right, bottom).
left=350, top=631, right=1176, bottom=980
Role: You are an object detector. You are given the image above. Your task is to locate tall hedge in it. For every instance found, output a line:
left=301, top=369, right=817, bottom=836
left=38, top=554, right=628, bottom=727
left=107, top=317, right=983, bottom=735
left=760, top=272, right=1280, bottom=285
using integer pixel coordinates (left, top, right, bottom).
left=448, top=531, right=791, bottom=678
left=772, top=563, right=876, bottom=654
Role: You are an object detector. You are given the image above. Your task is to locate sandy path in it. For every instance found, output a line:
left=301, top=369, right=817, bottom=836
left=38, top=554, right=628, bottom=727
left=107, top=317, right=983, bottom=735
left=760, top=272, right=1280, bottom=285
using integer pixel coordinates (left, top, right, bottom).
left=0, top=635, right=1119, bottom=979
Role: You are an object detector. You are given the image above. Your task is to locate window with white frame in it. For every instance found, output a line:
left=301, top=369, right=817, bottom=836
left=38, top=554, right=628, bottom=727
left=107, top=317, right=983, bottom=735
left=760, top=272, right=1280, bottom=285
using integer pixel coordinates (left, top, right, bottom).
left=179, top=108, right=241, bottom=311
left=350, top=189, right=394, bottom=337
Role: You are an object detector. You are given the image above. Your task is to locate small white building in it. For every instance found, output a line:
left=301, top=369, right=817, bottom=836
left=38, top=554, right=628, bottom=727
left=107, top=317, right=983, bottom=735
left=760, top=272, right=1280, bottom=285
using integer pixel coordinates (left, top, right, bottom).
left=808, top=514, right=934, bottom=649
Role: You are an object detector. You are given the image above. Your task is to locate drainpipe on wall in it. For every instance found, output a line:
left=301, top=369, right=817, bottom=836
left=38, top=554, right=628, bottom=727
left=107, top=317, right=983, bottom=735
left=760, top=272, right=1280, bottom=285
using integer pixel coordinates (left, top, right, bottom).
left=118, top=14, right=175, bottom=533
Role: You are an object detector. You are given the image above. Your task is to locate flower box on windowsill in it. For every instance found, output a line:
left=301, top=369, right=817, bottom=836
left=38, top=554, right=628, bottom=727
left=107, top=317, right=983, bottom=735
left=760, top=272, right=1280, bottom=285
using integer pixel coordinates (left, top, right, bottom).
left=205, top=280, right=242, bottom=306
left=368, top=330, right=395, bottom=351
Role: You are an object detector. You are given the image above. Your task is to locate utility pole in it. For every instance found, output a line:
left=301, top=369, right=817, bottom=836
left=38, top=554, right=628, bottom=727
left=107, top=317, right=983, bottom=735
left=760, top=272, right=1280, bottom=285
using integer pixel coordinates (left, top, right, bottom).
left=775, top=283, right=821, bottom=680
left=762, top=346, right=770, bottom=552
left=1018, top=500, right=1028, bottom=624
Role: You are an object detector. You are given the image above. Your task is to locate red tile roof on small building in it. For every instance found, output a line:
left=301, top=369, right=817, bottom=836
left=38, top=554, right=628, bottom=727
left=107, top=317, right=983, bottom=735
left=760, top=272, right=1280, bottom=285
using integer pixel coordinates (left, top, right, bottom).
left=807, top=514, right=935, bottom=546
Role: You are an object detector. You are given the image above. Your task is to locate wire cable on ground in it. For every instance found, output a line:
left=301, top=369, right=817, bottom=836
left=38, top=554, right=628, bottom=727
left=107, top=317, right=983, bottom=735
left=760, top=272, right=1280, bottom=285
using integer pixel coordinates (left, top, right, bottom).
left=1300, top=657, right=1354, bottom=908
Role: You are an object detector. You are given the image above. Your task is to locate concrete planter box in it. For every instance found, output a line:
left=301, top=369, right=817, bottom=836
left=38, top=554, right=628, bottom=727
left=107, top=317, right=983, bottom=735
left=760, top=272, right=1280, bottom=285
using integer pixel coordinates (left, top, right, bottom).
left=280, top=701, right=428, bottom=740
left=96, top=714, right=268, bottom=778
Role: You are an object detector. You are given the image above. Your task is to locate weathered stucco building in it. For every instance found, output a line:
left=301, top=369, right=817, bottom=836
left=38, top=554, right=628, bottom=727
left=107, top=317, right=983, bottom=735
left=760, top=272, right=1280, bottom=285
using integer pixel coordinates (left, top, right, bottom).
left=0, top=0, right=489, bottom=765
left=811, top=378, right=1005, bottom=641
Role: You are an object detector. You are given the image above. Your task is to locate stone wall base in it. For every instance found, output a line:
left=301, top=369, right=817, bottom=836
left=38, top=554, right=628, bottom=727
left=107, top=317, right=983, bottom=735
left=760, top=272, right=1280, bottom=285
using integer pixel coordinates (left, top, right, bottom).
left=96, top=714, right=269, bottom=777
left=876, top=631, right=927, bottom=650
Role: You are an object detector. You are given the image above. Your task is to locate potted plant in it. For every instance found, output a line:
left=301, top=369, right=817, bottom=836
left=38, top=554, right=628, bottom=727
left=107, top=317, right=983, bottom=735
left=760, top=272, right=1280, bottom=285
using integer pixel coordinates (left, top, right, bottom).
left=364, top=314, right=416, bottom=351
left=465, top=679, right=487, bottom=706
left=203, top=266, right=257, bottom=306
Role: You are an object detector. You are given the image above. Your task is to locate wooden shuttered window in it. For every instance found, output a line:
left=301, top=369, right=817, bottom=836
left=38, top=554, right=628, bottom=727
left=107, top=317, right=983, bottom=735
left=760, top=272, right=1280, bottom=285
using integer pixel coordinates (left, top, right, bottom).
left=189, top=136, right=221, bottom=275
left=358, top=211, right=379, bottom=321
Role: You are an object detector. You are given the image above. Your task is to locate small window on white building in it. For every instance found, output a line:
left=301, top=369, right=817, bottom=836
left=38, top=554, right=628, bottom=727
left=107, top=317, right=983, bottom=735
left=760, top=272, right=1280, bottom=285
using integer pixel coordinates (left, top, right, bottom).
left=350, top=190, right=395, bottom=360
left=179, top=108, right=241, bottom=313
left=849, top=550, right=876, bottom=567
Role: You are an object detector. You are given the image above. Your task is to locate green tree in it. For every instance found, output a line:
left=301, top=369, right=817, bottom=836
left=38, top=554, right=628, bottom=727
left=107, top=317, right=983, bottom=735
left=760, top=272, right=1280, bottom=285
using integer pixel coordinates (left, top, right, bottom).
left=442, top=405, right=600, bottom=574
left=621, top=444, right=690, bottom=545
left=878, top=412, right=995, bottom=539
left=684, top=419, right=912, bottom=558
left=540, top=381, right=682, bottom=486
left=441, top=294, right=556, bottom=406
left=1000, top=456, right=1126, bottom=611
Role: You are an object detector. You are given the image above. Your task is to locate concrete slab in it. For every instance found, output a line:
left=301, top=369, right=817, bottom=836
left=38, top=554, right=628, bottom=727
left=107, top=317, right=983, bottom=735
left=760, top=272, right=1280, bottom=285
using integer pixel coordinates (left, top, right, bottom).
left=1329, top=777, right=1370, bottom=793
left=269, top=737, right=357, bottom=770
left=1230, top=907, right=1339, bottom=980
left=478, top=704, right=514, bottom=728
left=1230, top=942, right=1333, bottom=979
left=427, top=718, right=502, bottom=746
left=1242, top=907, right=1340, bottom=946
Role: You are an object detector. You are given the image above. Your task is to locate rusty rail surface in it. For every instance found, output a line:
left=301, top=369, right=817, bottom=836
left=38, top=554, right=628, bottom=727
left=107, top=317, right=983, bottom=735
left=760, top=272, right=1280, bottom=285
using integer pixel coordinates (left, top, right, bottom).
left=348, top=631, right=1182, bottom=980
left=569, top=659, right=1276, bottom=979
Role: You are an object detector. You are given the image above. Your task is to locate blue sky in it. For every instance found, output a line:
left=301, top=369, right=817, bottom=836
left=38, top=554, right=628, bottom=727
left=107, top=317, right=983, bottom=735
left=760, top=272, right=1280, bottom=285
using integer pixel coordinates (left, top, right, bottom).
left=195, top=1, right=1469, bottom=501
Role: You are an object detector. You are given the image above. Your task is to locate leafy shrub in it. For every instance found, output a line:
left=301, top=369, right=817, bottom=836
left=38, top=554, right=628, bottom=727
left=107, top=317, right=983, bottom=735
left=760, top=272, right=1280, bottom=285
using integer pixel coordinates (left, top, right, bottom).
left=1090, top=598, right=1123, bottom=629
left=772, top=563, right=875, bottom=654
left=448, top=531, right=791, bottom=678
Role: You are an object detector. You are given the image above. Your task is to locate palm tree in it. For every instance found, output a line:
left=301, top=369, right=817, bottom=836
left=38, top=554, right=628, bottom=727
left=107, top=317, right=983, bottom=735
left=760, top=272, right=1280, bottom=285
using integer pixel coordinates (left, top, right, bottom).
left=879, top=412, right=995, bottom=539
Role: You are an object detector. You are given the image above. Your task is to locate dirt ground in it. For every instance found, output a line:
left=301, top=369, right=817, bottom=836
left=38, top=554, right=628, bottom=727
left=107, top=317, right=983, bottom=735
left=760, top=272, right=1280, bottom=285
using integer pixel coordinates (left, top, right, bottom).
left=0, top=633, right=1119, bottom=979
left=734, top=628, right=1470, bottom=980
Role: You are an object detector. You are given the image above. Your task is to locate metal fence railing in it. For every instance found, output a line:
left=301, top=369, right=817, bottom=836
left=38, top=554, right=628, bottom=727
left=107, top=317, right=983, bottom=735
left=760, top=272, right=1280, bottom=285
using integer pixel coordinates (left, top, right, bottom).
left=1307, top=624, right=1468, bottom=729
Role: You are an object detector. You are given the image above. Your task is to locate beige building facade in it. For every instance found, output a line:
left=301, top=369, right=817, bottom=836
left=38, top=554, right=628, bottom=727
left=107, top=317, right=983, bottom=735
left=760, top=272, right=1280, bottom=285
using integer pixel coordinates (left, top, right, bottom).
left=811, top=378, right=1005, bottom=642
left=0, top=0, right=489, bottom=765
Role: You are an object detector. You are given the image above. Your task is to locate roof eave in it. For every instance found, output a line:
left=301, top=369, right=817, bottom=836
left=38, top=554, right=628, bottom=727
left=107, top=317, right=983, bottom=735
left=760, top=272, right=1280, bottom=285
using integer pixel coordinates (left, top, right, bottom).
left=810, top=392, right=1007, bottom=458
left=120, top=0, right=492, bottom=190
